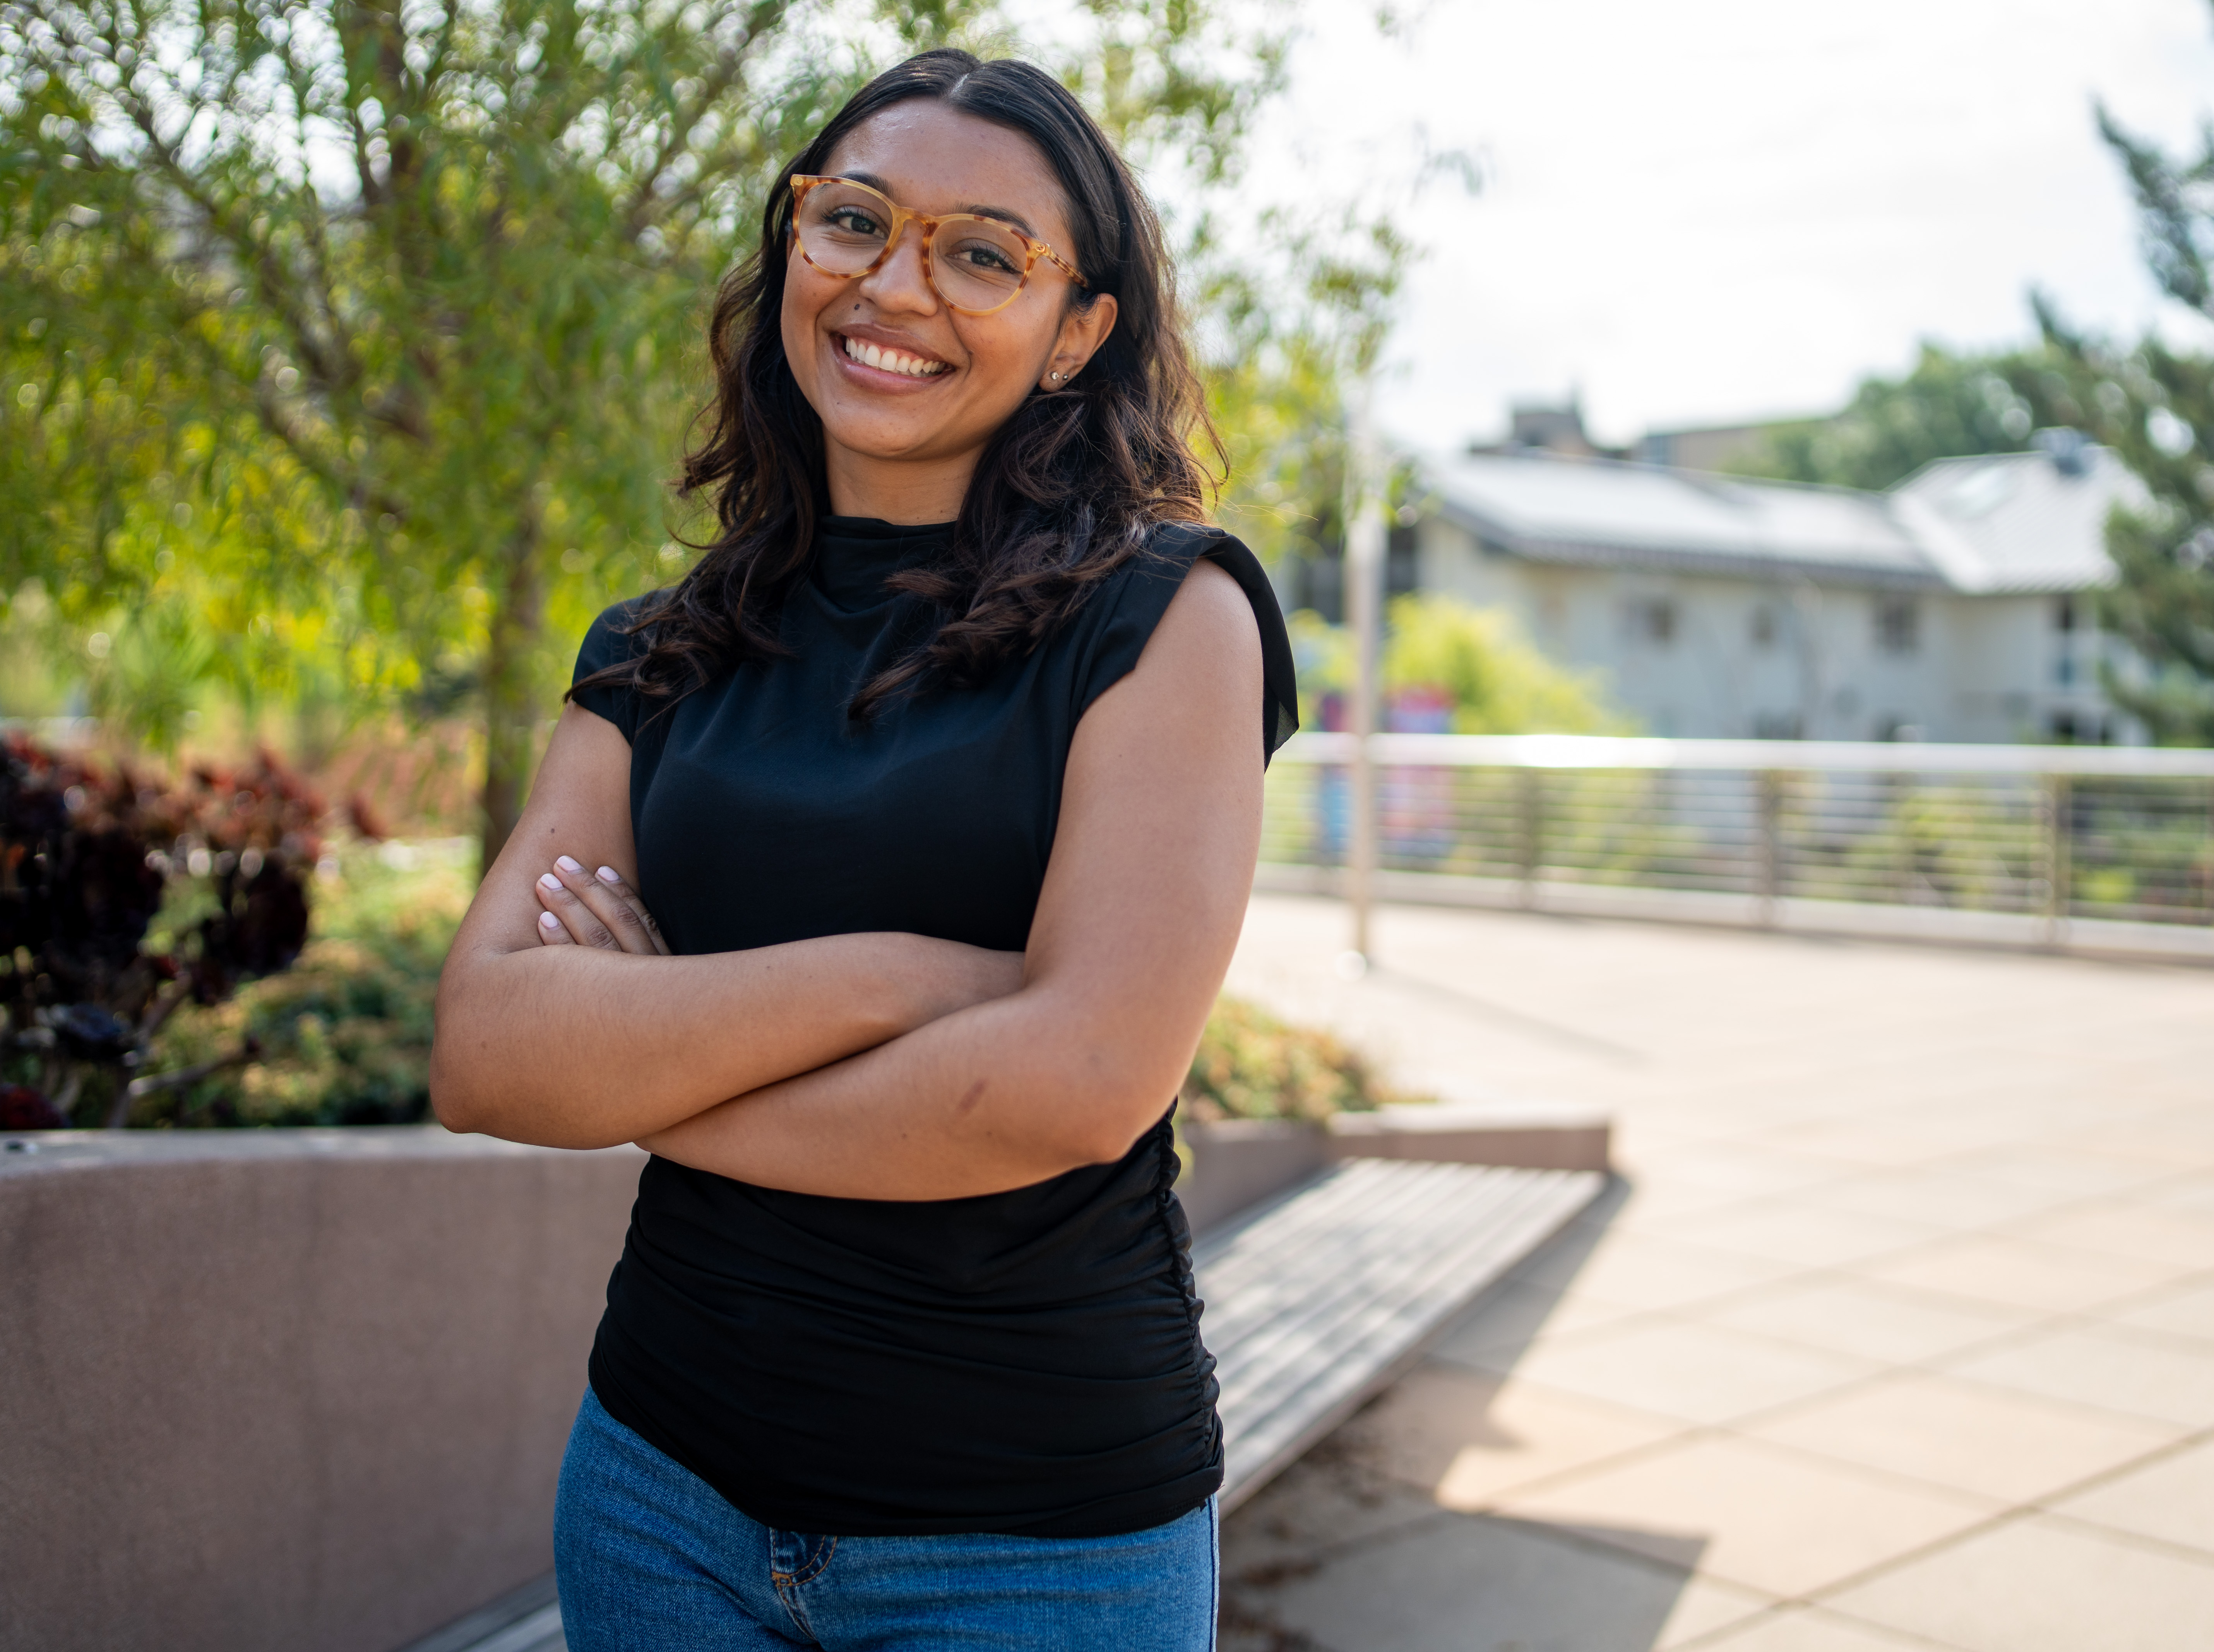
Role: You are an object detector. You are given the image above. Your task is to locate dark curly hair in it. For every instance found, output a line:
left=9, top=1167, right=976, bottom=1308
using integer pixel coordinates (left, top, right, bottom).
left=572, top=48, right=1223, bottom=722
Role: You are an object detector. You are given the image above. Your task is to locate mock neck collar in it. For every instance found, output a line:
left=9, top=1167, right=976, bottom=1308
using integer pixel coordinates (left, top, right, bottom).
left=811, top=515, right=954, bottom=610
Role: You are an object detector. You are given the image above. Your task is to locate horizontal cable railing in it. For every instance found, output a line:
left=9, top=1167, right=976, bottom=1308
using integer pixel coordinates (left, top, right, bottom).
left=1262, top=735, right=2214, bottom=957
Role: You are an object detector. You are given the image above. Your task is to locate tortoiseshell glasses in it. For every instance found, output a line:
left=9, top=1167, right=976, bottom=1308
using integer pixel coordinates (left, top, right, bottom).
left=787, top=175, right=1089, bottom=316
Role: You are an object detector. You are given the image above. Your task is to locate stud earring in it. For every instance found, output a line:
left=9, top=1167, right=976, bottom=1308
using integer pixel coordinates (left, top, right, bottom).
left=1048, top=370, right=1068, bottom=383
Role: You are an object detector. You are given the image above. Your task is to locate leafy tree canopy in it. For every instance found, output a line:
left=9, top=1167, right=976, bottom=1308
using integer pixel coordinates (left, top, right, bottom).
left=1, top=0, right=1365, bottom=863
left=1723, top=341, right=2079, bottom=494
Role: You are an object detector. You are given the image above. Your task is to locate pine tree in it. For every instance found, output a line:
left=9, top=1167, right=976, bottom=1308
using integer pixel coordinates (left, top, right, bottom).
left=2037, top=23, right=2214, bottom=744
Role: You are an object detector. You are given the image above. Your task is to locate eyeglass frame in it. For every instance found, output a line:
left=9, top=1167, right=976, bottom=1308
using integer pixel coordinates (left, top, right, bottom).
left=785, top=174, right=1090, bottom=316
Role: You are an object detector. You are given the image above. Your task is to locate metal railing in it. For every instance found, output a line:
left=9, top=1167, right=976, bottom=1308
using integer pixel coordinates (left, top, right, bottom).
left=1261, top=735, right=2214, bottom=960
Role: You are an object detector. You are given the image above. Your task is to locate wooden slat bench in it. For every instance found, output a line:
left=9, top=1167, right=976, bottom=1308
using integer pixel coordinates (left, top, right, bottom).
left=427, top=1154, right=1603, bottom=1652
left=1199, top=1157, right=1604, bottom=1511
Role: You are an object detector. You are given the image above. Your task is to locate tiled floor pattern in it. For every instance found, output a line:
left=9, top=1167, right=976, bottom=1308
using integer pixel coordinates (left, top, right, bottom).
left=1217, top=895, right=2214, bottom=1652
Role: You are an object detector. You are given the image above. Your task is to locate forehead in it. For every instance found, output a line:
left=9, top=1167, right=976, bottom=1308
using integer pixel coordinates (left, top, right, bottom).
left=823, top=102, right=1072, bottom=243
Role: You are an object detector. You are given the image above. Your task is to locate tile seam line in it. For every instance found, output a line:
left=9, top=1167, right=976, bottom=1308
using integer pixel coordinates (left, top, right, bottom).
left=1219, top=1501, right=1462, bottom=1584
left=1431, top=1495, right=1792, bottom=1598
left=1479, top=1292, right=1920, bottom=1372
left=1789, top=1500, right=2142, bottom=1614
left=1454, top=1283, right=2042, bottom=1385
left=1361, top=1414, right=1719, bottom=1512
left=1720, top=1348, right=2208, bottom=1438
left=2028, top=1503, right=2214, bottom=1573
left=1463, top=1417, right=2002, bottom=1526
left=1483, top=1437, right=2014, bottom=1604
left=1706, top=1407, right=2187, bottom=1512
left=1670, top=1601, right=1977, bottom=1652
left=2019, top=1418, right=2214, bottom=1514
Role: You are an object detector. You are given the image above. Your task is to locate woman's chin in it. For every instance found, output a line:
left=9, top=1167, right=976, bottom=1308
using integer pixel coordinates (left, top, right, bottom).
left=819, top=422, right=990, bottom=490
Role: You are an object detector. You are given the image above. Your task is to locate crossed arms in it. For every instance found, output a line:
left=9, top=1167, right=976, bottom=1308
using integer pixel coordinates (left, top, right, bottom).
left=428, top=559, right=1264, bottom=1201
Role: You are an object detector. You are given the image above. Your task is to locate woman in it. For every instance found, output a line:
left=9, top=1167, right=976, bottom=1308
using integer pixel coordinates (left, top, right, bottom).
left=431, top=47, right=1297, bottom=1651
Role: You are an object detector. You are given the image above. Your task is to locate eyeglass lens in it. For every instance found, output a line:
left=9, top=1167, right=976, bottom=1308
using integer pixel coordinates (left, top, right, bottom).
left=796, top=180, right=1032, bottom=311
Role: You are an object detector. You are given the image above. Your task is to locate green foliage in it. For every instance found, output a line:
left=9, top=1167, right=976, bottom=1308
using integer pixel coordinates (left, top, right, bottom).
left=2027, top=46, right=2214, bottom=745
left=1724, top=342, right=2076, bottom=493
left=1200, top=204, right=1416, bottom=569
left=0, top=0, right=1297, bottom=859
left=1833, top=783, right=2038, bottom=912
left=137, top=841, right=469, bottom=1127
left=1181, top=994, right=1412, bottom=1122
left=1382, top=593, right=1625, bottom=734
left=1286, top=593, right=1624, bottom=733
left=1720, top=21, right=2214, bottom=746
left=0, top=734, right=323, bottom=1127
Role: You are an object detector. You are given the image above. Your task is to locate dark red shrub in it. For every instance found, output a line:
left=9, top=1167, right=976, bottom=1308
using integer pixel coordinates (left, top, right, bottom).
left=0, top=734, right=324, bottom=1127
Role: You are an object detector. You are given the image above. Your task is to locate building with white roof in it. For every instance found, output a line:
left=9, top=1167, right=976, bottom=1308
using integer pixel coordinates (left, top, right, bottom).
left=1281, top=436, right=2141, bottom=743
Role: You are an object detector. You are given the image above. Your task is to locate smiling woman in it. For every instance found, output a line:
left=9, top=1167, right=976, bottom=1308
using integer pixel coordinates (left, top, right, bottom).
left=428, top=48, right=1298, bottom=1652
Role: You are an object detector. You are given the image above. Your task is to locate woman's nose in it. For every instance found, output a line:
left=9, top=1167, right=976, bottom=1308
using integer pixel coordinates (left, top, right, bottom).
left=858, top=226, right=939, bottom=314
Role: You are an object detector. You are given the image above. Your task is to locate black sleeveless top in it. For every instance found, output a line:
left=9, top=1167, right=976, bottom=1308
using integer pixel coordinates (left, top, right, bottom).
left=568, top=517, right=1298, bottom=1538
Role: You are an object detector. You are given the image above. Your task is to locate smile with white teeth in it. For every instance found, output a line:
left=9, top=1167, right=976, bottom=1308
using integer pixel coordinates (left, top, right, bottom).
left=841, top=335, right=950, bottom=378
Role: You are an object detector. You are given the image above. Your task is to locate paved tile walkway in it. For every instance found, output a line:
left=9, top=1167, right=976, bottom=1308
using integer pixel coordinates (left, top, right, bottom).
left=1217, top=894, right=2214, bottom=1652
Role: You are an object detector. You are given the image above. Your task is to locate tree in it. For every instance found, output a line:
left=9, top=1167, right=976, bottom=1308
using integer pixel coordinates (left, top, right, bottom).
left=1285, top=593, right=1622, bottom=734
left=0, top=0, right=1290, bottom=869
left=1725, top=342, right=2075, bottom=493
left=1198, top=203, right=1412, bottom=569
left=2026, top=73, right=2214, bottom=744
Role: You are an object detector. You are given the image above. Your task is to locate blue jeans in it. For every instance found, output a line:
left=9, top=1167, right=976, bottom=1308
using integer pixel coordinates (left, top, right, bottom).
left=554, top=1388, right=1219, bottom=1650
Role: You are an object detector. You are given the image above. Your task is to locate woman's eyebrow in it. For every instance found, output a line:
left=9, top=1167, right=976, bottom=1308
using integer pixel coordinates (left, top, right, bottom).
left=954, top=202, right=1039, bottom=238
left=835, top=170, right=1041, bottom=239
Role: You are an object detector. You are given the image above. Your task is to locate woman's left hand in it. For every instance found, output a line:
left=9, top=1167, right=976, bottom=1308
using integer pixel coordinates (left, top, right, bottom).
left=532, top=856, right=671, bottom=955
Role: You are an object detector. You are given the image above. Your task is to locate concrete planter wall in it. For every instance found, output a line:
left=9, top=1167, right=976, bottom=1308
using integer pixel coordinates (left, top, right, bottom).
left=1, top=1101, right=1609, bottom=1652
left=1178, top=1101, right=1611, bottom=1233
left=1325, top=1100, right=1613, bottom=1174
left=1176, top=1117, right=1332, bottom=1231
left=0, top=1128, right=642, bottom=1652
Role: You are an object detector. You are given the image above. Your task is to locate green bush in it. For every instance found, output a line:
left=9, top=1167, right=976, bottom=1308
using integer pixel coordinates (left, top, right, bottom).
left=1181, top=995, right=1416, bottom=1122
left=1286, top=594, right=1625, bottom=734
left=140, top=842, right=469, bottom=1127
left=142, top=857, right=1397, bottom=1132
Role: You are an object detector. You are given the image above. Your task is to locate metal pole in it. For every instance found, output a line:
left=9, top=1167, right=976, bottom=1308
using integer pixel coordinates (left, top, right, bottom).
left=1757, top=769, right=1784, bottom=928
left=1344, top=388, right=1384, bottom=968
left=1516, top=766, right=1542, bottom=910
left=2041, top=773, right=2072, bottom=949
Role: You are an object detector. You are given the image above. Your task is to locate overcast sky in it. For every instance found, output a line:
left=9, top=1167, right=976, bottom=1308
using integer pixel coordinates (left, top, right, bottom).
left=1238, top=0, right=2214, bottom=450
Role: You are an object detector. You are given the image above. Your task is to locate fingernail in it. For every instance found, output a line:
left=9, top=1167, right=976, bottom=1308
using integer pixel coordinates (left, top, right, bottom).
left=596, top=865, right=620, bottom=884
left=556, top=855, right=583, bottom=874
left=539, top=872, right=562, bottom=891
left=539, top=911, right=560, bottom=929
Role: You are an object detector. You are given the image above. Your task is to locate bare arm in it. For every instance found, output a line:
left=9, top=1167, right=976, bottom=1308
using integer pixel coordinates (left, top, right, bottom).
left=638, top=557, right=1265, bottom=1199
left=429, top=702, right=1022, bottom=1149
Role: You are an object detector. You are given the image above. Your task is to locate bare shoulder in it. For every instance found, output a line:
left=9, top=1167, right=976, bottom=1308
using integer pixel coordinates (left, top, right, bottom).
left=1143, top=552, right=1261, bottom=677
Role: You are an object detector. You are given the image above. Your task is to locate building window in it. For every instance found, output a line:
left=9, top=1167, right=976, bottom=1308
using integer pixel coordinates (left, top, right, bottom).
left=2055, top=595, right=2076, bottom=633
left=1875, top=596, right=1919, bottom=655
left=2057, top=655, right=2075, bottom=686
left=1385, top=523, right=1420, bottom=600
left=1292, top=551, right=1343, bottom=623
left=1750, top=604, right=1777, bottom=647
left=1627, top=597, right=1676, bottom=646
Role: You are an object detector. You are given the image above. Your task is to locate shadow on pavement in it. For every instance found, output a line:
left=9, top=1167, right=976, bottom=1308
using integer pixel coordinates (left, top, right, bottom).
left=1218, top=1175, right=1712, bottom=1651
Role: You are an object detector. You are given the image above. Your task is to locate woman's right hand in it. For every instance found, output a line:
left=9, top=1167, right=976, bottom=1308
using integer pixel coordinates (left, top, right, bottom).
left=533, top=856, right=671, bottom=955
